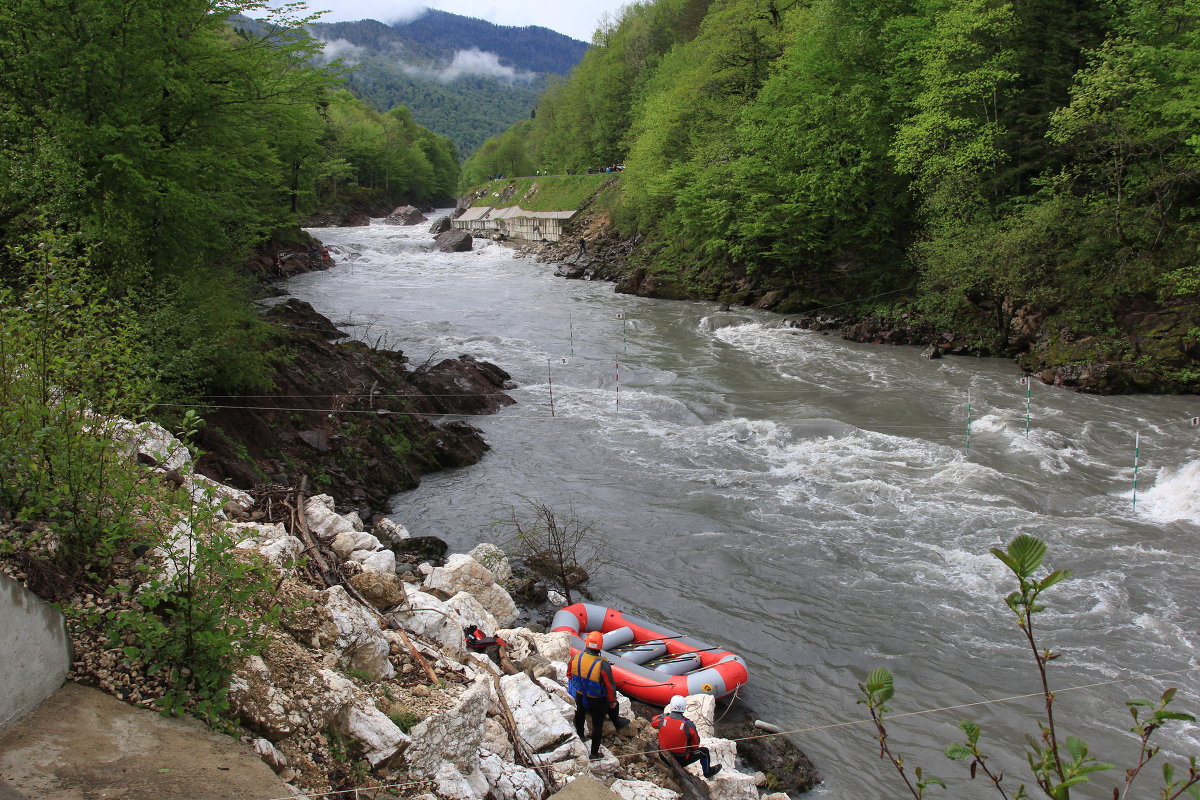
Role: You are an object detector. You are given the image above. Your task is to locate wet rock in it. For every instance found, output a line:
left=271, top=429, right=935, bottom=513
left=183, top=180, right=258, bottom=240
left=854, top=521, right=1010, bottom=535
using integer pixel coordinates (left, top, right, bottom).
left=409, top=354, right=516, bottom=415
left=429, top=216, right=451, bottom=234
left=391, top=535, right=449, bottom=566
left=385, top=205, right=428, bottom=225
left=435, top=229, right=473, bottom=252
left=264, top=298, right=348, bottom=341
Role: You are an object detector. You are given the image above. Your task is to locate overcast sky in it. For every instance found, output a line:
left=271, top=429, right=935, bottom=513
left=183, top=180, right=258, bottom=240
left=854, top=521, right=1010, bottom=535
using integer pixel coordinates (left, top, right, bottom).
left=273, top=0, right=627, bottom=42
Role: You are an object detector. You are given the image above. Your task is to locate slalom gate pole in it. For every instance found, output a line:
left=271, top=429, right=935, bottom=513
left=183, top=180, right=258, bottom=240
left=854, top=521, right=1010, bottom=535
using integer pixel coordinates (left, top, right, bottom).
left=569, top=313, right=574, bottom=356
left=615, top=359, right=620, bottom=410
left=1023, top=376, right=1032, bottom=435
left=1132, top=431, right=1140, bottom=511
left=966, top=388, right=972, bottom=450
left=547, top=360, right=555, bottom=418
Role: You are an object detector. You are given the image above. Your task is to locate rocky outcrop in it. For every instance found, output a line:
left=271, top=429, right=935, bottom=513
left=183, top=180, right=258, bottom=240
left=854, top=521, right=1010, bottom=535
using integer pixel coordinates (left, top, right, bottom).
left=430, top=216, right=452, bottom=234
left=194, top=301, right=515, bottom=516
left=436, top=229, right=474, bottom=252
left=385, top=205, right=428, bottom=225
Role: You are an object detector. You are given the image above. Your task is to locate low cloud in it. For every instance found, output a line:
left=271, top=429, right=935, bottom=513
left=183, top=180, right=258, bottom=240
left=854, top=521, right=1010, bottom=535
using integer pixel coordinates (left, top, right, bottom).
left=401, top=48, right=537, bottom=84
left=314, top=37, right=368, bottom=65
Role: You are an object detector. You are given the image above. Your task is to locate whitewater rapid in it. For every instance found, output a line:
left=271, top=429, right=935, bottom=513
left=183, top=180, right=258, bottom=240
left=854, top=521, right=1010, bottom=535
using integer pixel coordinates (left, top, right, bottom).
left=284, top=218, right=1200, bottom=798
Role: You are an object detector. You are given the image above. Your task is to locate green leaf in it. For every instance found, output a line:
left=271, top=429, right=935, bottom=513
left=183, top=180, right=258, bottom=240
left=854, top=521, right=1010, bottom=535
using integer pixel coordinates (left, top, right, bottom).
left=1155, top=711, right=1195, bottom=722
left=1163, top=762, right=1174, bottom=784
left=1065, top=736, right=1087, bottom=762
left=945, top=744, right=973, bottom=760
left=1007, top=535, right=1047, bottom=577
left=1037, top=569, right=1071, bottom=590
left=865, top=667, right=895, bottom=703
left=957, top=719, right=981, bottom=745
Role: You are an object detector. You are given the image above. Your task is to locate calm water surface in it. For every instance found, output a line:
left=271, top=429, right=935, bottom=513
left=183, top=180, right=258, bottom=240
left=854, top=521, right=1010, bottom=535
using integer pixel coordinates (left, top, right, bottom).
left=284, top=218, right=1200, bottom=798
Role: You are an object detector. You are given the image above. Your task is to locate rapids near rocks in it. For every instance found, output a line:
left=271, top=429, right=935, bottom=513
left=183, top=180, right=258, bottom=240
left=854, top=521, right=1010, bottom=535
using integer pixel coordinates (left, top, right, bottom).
left=282, top=217, right=1200, bottom=798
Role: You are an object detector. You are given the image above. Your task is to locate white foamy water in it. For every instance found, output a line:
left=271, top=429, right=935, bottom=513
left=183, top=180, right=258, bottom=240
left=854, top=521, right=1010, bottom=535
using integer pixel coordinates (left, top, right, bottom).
left=284, top=218, right=1200, bottom=799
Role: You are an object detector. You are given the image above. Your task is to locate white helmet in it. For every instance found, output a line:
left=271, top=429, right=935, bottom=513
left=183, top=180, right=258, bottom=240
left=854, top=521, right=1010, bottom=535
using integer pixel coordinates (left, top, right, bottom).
left=667, top=695, right=687, bottom=713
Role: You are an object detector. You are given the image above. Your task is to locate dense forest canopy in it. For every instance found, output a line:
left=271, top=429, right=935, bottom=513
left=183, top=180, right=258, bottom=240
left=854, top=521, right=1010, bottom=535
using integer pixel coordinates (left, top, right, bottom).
left=0, top=0, right=459, bottom=401
left=466, top=0, right=1200, bottom=390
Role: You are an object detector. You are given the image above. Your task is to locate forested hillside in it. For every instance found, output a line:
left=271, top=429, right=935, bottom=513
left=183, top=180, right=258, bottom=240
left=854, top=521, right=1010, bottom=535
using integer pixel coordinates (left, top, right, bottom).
left=0, top=1, right=457, bottom=402
left=470, top=0, right=1200, bottom=392
left=307, top=12, right=588, bottom=156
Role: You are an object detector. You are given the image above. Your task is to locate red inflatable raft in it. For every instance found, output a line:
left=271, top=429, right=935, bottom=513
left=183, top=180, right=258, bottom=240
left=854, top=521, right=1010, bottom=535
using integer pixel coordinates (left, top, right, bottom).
left=551, top=602, right=749, bottom=707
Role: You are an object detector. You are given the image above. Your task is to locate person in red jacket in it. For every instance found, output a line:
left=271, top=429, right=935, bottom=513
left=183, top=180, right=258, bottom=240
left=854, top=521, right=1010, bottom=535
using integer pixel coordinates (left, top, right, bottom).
left=567, top=631, right=629, bottom=758
left=651, top=695, right=722, bottom=779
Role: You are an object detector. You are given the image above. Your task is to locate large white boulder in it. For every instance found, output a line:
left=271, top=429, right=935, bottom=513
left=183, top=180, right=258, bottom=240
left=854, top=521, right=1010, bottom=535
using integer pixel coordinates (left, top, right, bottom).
left=688, top=738, right=759, bottom=800
left=186, top=473, right=254, bottom=513
left=446, top=591, right=498, bottom=632
left=332, top=531, right=382, bottom=559
left=305, top=495, right=357, bottom=543
left=610, top=780, right=681, bottom=800
left=497, top=628, right=571, bottom=663
left=317, top=586, right=394, bottom=680
left=232, top=521, right=303, bottom=568
left=500, top=673, right=575, bottom=753
left=406, top=678, right=490, bottom=779
left=535, top=677, right=576, bottom=723
left=228, top=649, right=357, bottom=739
left=372, top=517, right=409, bottom=545
left=112, top=419, right=192, bottom=473
left=478, top=750, right=545, bottom=800
left=468, top=543, right=512, bottom=583
left=430, top=761, right=486, bottom=800
left=685, top=694, right=717, bottom=739
left=424, top=554, right=518, bottom=626
left=355, top=548, right=397, bottom=575
left=390, top=586, right=467, bottom=655
left=339, top=702, right=409, bottom=766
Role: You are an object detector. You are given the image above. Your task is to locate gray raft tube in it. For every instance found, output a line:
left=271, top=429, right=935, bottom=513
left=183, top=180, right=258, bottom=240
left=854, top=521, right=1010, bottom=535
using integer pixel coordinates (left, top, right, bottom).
left=552, top=602, right=747, bottom=699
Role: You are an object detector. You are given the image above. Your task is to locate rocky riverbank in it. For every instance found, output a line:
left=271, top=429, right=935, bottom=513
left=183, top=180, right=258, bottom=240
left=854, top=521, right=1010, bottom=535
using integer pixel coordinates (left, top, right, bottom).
left=2, top=416, right=818, bottom=800
left=508, top=226, right=1200, bottom=396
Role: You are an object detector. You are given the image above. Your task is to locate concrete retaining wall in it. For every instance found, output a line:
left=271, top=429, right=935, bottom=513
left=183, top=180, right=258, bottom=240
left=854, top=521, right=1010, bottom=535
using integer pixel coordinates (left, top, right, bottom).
left=0, top=573, right=71, bottom=730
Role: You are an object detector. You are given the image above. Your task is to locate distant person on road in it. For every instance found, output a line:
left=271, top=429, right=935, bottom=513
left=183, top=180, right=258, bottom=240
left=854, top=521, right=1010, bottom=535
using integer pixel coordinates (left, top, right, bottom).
left=652, top=695, right=722, bottom=779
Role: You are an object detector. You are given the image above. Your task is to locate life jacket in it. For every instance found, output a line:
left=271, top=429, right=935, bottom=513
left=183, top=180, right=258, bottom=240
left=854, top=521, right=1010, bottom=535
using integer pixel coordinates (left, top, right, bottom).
left=657, top=713, right=698, bottom=755
left=567, top=651, right=607, bottom=699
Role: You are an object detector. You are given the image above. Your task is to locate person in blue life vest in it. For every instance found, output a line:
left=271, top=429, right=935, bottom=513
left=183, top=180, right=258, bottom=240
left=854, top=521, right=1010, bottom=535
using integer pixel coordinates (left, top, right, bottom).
left=567, top=631, right=630, bottom=758
left=651, top=694, right=723, bottom=779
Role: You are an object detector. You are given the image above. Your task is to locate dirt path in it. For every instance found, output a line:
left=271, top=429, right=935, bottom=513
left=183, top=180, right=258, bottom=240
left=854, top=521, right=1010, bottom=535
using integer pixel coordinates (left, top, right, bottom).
left=0, top=683, right=291, bottom=800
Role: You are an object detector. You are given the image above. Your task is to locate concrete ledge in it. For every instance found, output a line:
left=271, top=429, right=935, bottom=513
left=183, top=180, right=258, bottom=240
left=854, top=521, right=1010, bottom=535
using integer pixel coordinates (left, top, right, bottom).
left=0, top=573, right=71, bottom=730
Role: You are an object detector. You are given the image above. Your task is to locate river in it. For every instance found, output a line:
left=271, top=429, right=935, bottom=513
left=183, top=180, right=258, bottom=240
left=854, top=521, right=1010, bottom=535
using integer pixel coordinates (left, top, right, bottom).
left=284, top=218, right=1200, bottom=799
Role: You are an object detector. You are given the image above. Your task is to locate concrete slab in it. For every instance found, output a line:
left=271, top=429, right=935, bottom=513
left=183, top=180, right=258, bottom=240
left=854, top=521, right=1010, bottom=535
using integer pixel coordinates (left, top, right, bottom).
left=549, top=774, right=623, bottom=800
left=0, top=573, right=71, bottom=730
left=0, top=683, right=291, bottom=800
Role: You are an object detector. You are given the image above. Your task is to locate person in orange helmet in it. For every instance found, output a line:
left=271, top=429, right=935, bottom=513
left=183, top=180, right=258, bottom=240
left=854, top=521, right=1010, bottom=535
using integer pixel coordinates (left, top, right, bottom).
left=567, top=630, right=629, bottom=758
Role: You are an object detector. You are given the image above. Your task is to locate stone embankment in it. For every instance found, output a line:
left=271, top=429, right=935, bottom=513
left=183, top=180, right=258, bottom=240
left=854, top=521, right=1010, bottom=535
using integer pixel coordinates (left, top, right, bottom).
left=5, top=421, right=804, bottom=800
